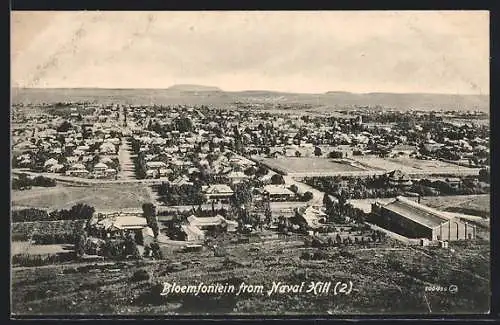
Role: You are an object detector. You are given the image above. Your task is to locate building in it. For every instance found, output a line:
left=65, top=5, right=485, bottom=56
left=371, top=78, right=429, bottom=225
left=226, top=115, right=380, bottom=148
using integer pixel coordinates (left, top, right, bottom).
left=181, top=224, right=205, bottom=242
left=294, top=205, right=327, bottom=229
left=93, top=162, right=108, bottom=177
left=181, top=215, right=238, bottom=241
left=262, top=185, right=294, bottom=201
left=88, top=213, right=150, bottom=239
left=386, top=170, right=413, bottom=187
left=226, top=171, right=249, bottom=184
left=371, top=196, right=475, bottom=241
left=202, top=184, right=234, bottom=202
left=66, top=163, right=89, bottom=177
left=187, top=215, right=238, bottom=232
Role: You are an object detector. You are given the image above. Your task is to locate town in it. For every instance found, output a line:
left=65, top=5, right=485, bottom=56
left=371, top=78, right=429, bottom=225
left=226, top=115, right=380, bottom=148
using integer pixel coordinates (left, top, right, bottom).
left=11, top=98, right=490, bottom=315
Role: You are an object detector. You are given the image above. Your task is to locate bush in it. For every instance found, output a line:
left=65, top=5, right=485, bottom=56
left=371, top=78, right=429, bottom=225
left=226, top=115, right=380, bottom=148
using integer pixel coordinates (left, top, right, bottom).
left=302, top=191, right=314, bottom=201
left=339, top=249, right=354, bottom=258
left=131, top=269, right=150, bottom=282
left=32, top=176, right=57, bottom=187
left=328, top=151, right=343, bottom=159
left=300, top=251, right=314, bottom=260
left=312, top=250, right=329, bottom=260
left=271, top=174, right=285, bottom=185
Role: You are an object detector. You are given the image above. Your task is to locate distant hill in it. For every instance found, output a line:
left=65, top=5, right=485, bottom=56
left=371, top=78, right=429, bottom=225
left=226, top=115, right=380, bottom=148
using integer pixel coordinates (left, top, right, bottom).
left=166, top=84, right=222, bottom=92
left=11, top=87, right=489, bottom=112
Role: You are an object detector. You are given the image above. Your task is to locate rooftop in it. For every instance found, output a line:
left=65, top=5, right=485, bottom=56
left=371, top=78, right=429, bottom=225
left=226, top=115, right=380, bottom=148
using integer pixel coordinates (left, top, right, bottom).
left=381, top=196, right=451, bottom=229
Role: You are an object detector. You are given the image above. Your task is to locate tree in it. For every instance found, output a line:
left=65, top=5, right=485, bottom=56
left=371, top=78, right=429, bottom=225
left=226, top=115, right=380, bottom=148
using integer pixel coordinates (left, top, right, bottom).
left=289, top=184, right=299, bottom=193
left=328, top=151, right=343, bottom=159
left=56, top=120, right=72, bottom=133
left=124, top=232, right=140, bottom=258
left=302, top=191, right=314, bottom=201
left=12, top=208, right=50, bottom=222
left=232, top=182, right=253, bottom=212
left=135, top=230, right=144, bottom=246
left=150, top=242, right=163, bottom=259
left=295, top=151, right=302, bottom=157
left=255, top=165, right=269, bottom=178
left=175, top=117, right=193, bottom=133
left=323, top=193, right=333, bottom=209
left=271, top=174, right=285, bottom=185
left=314, top=146, right=322, bottom=157
left=12, top=174, right=32, bottom=190
left=69, top=203, right=95, bottom=220
left=74, top=227, right=87, bottom=257
left=244, top=166, right=256, bottom=177
left=479, top=168, right=490, bottom=183
left=142, top=203, right=159, bottom=237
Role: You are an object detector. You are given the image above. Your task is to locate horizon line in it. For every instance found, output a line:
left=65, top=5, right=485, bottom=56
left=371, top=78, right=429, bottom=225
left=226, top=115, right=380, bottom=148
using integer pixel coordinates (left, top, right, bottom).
left=10, top=86, right=489, bottom=96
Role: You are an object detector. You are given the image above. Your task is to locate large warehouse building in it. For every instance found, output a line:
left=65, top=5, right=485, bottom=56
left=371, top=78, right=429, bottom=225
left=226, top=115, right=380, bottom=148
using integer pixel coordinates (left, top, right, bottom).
left=371, top=196, right=475, bottom=241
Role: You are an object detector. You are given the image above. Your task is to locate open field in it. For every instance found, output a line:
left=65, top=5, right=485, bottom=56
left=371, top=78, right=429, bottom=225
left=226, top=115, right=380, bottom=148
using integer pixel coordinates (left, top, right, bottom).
left=12, top=242, right=74, bottom=256
left=419, top=195, right=490, bottom=217
left=11, top=237, right=490, bottom=315
left=261, top=157, right=365, bottom=174
left=350, top=157, right=479, bottom=175
left=11, top=184, right=154, bottom=211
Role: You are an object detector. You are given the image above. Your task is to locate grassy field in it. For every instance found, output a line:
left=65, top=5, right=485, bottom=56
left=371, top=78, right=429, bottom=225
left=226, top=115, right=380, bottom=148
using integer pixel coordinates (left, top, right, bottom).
left=420, top=195, right=490, bottom=217
left=11, top=236, right=490, bottom=315
left=261, top=157, right=364, bottom=174
left=11, top=242, right=73, bottom=256
left=387, top=158, right=476, bottom=171
left=11, top=184, right=153, bottom=211
left=350, top=157, right=475, bottom=173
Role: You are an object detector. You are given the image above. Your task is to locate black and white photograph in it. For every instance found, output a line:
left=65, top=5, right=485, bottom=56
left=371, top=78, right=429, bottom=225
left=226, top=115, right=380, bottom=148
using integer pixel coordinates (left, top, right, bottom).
left=10, top=11, right=490, bottom=316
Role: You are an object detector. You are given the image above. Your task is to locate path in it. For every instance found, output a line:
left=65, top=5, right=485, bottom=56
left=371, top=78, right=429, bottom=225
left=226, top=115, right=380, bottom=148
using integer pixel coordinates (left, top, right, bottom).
left=283, top=175, right=337, bottom=206
left=117, top=137, right=136, bottom=180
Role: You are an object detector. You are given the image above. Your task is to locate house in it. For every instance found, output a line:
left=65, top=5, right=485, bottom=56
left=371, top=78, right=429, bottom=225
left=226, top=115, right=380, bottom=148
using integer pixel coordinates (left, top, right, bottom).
left=48, top=163, right=65, bottom=173
left=88, top=213, right=150, bottom=239
left=386, top=170, right=413, bottom=187
left=187, top=215, right=238, bottom=232
left=66, top=163, right=89, bottom=177
left=181, top=224, right=205, bottom=242
left=263, top=185, right=294, bottom=201
left=93, top=162, right=108, bottom=177
left=371, top=196, right=475, bottom=241
left=430, top=177, right=462, bottom=191
left=170, top=175, right=193, bottom=186
left=146, top=161, right=167, bottom=170
left=202, top=184, right=234, bottom=202
left=100, top=142, right=116, bottom=154
left=392, top=144, right=416, bottom=156
left=226, top=171, right=249, bottom=184
left=43, top=158, right=59, bottom=168
left=294, top=206, right=327, bottom=229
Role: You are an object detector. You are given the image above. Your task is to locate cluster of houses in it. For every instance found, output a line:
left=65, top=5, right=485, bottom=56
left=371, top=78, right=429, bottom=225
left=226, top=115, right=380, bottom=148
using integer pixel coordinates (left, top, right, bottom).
left=12, top=105, right=123, bottom=179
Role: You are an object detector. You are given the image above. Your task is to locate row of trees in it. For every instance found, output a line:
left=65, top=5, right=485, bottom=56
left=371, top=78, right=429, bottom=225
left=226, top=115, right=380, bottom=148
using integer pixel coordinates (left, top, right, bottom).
left=12, top=203, right=95, bottom=222
left=306, top=175, right=490, bottom=201
left=304, top=231, right=387, bottom=249
left=156, top=183, right=205, bottom=206
left=12, top=174, right=56, bottom=190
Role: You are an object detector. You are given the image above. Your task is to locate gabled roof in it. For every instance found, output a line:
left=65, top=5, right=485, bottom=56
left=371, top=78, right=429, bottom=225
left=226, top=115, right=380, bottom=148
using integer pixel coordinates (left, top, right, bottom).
left=187, top=215, right=235, bottom=227
left=113, top=216, right=148, bottom=230
left=202, top=184, right=233, bottom=194
left=380, top=196, right=452, bottom=229
left=94, top=162, right=108, bottom=169
left=263, top=185, right=294, bottom=196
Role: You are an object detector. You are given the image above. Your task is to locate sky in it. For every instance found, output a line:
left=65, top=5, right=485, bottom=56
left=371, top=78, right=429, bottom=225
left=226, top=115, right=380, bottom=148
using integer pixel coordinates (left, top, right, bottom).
left=11, top=11, right=489, bottom=94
